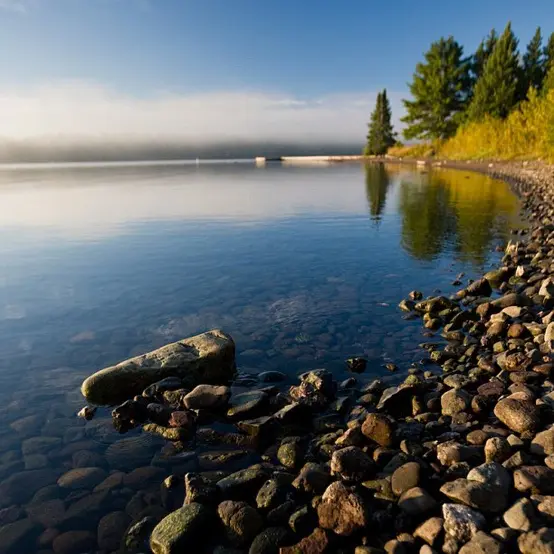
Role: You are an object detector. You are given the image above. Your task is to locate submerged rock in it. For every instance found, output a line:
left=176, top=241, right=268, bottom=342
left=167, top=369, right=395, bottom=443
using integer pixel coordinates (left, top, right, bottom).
left=81, top=329, right=235, bottom=405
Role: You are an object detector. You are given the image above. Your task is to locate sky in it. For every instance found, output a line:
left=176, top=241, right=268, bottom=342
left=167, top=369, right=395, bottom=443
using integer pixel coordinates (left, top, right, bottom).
left=0, top=0, right=552, bottom=150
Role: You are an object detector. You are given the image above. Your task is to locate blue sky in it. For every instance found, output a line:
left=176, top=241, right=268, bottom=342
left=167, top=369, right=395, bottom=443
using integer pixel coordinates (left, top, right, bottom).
left=0, top=0, right=552, bottom=144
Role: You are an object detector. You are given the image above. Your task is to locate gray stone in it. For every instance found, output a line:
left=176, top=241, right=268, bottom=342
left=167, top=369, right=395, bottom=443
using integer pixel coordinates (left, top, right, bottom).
left=183, top=385, right=231, bottom=410
left=277, top=439, right=304, bottom=470
left=459, top=531, right=502, bottom=554
left=248, top=527, right=291, bottom=554
left=227, top=391, right=268, bottom=419
left=518, top=527, right=554, bottom=554
left=81, top=329, right=235, bottom=405
left=26, top=499, right=66, bottom=528
left=493, top=396, right=539, bottom=434
left=442, top=503, right=487, bottom=542
left=0, top=469, right=60, bottom=508
left=503, top=498, right=536, bottom=531
left=330, top=446, right=374, bottom=482
left=514, top=466, right=554, bottom=494
left=22, top=436, right=62, bottom=456
left=0, top=518, right=40, bottom=554
left=97, top=511, right=130, bottom=551
left=414, top=517, right=443, bottom=546
left=53, top=530, right=96, bottom=554
left=217, top=467, right=269, bottom=500
left=292, top=463, right=330, bottom=495
left=398, top=487, right=436, bottom=515
left=317, top=481, right=368, bottom=536
left=467, top=462, right=511, bottom=494
left=440, top=478, right=507, bottom=512
left=361, top=413, right=395, bottom=447
left=484, top=437, right=512, bottom=463
left=531, top=428, right=554, bottom=456
left=57, top=467, right=107, bottom=490
left=392, top=462, right=421, bottom=496
left=218, top=500, right=263, bottom=546
left=441, top=389, right=471, bottom=416
left=150, top=503, right=212, bottom=554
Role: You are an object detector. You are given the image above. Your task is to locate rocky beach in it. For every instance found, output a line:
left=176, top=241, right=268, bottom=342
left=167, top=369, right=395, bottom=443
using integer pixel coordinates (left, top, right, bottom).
left=0, top=161, right=551, bottom=554
left=57, top=161, right=554, bottom=554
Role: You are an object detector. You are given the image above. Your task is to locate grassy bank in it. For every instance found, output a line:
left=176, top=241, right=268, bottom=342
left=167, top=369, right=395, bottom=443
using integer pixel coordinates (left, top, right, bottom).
left=389, top=88, right=554, bottom=163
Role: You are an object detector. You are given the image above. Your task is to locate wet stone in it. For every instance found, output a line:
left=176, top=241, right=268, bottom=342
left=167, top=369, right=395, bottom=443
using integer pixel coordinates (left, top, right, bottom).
left=183, top=384, right=231, bottom=410
left=52, top=530, right=96, bottom=554
left=97, top=510, right=131, bottom=551
left=57, top=467, right=107, bottom=490
left=227, top=391, right=269, bottom=420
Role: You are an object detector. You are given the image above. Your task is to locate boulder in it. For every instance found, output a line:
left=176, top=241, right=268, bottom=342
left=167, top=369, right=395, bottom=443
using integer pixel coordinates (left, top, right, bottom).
left=493, top=396, right=539, bottom=434
left=330, top=447, right=374, bottom=482
left=81, top=330, right=235, bottom=405
left=149, top=503, right=212, bottom=554
left=218, top=500, right=263, bottom=546
left=317, top=481, right=368, bottom=536
left=442, top=504, right=486, bottom=543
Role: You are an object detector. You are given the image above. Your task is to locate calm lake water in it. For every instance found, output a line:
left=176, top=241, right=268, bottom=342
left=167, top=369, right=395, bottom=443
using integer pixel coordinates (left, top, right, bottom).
left=0, top=161, right=521, bottom=552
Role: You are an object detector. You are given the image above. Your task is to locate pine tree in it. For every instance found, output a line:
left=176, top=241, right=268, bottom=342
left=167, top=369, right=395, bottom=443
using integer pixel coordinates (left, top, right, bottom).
left=365, top=89, right=396, bottom=155
left=402, top=36, right=471, bottom=140
left=466, top=22, right=520, bottom=121
left=544, top=32, right=554, bottom=75
left=472, top=29, right=498, bottom=82
left=521, top=27, right=544, bottom=96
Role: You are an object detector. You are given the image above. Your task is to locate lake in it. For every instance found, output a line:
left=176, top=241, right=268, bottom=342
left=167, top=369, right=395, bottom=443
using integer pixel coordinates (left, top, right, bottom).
left=0, top=161, right=520, bottom=552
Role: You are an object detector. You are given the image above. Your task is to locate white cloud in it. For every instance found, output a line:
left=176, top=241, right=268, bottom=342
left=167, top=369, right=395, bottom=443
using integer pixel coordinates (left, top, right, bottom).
left=0, top=81, right=405, bottom=145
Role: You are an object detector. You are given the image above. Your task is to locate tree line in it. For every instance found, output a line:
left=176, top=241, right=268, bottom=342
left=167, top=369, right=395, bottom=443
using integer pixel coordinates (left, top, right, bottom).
left=365, top=23, right=554, bottom=155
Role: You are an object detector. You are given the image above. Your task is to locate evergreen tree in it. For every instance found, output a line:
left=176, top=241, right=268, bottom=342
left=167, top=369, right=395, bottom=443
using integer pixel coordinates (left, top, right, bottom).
left=365, top=89, right=396, bottom=155
left=472, top=29, right=498, bottom=82
left=521, top=27, right=544, bottom=96
left=466, top=22, right=520, bottom=121
left=544, top=32, right=554, bottom=74
left=402, top=36, right=471, bottom=140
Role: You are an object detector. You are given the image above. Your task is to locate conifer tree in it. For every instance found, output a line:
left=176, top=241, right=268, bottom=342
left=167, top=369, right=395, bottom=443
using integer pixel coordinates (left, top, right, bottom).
left=365, top=89, right=396, bottom=155
left=521, top=27, right=544, bottom=95
left=466, top=22, right=520, bottom=121
left=472, top=29, right=498, bottom=82
left=544, top=32, right=554, bottom=75
left=402, top=36, right=471, bottom=140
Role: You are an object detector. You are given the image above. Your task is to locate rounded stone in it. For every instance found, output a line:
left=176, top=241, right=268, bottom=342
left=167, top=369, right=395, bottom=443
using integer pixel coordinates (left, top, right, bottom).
left=391, top=462, right=421, bottom=496
left=53, top=530, right=96, bottom=554
left=218, top=500, right=264, bottom=546
left=57, top=467, right=107, bottom=490
left=150, top=503, right=212, bottom=554
left=97, top=510, right=131, bottom=551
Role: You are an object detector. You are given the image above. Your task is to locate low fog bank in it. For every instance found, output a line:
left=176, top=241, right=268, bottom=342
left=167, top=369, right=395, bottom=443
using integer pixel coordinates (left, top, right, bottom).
left=0, top=138, right=363, bottom=163
left=0, top=82, right=403, bottom=163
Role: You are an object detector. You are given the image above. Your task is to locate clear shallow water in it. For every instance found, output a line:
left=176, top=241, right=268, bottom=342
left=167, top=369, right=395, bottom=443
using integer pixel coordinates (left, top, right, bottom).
left=0, top=161, right=520, bottom=551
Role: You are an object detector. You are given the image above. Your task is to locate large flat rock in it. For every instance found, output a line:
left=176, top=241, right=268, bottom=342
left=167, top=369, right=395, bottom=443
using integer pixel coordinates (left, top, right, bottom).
left=81, top=329, right=235, bottom=405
